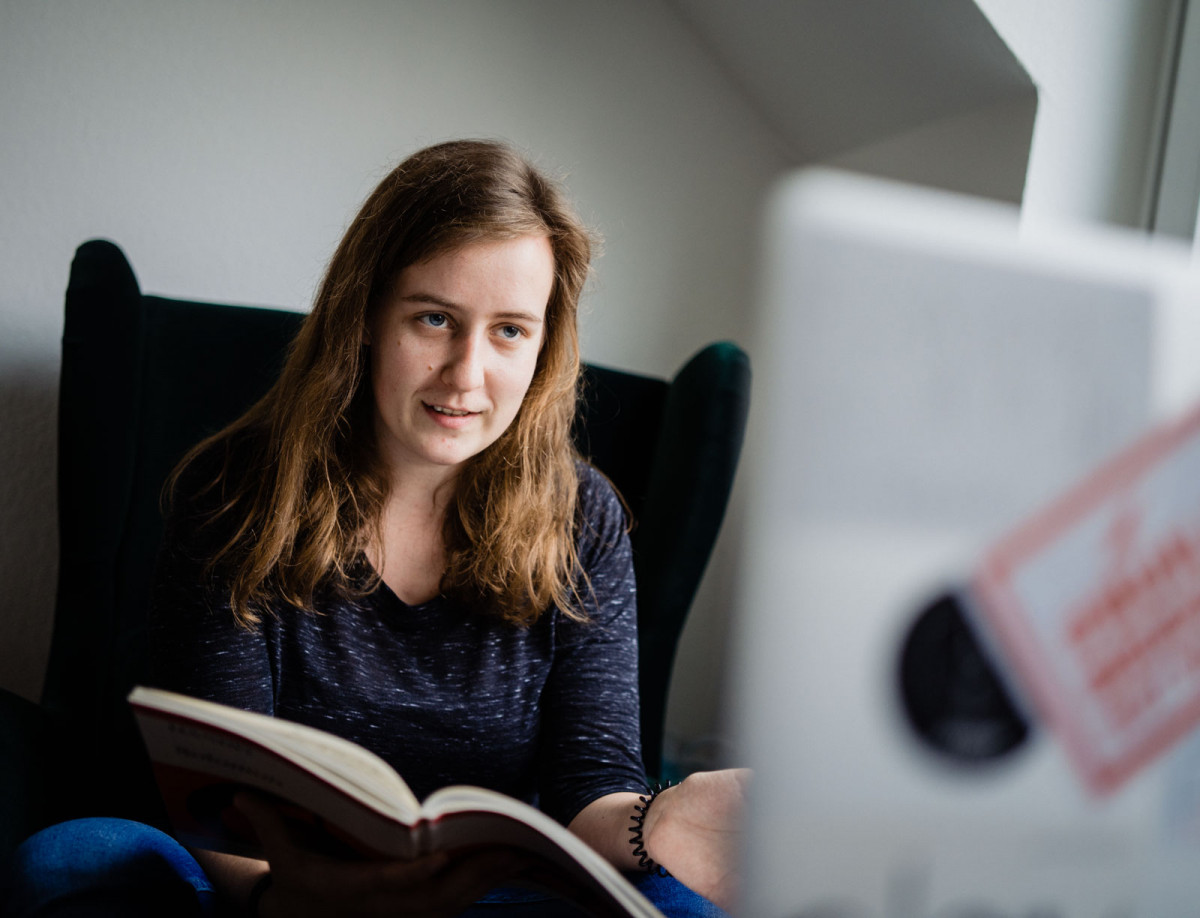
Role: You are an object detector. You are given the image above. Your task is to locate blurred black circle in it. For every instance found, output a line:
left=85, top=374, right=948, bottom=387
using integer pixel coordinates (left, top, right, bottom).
left=898, top=592, right=1030, bottom=763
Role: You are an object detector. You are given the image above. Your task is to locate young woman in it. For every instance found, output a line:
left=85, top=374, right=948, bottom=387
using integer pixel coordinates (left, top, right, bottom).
left=141, top=139, right=746, bottom=917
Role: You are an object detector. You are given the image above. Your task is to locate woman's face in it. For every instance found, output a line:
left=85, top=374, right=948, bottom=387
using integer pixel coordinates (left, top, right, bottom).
left=366, top=235, right=554, bottom=483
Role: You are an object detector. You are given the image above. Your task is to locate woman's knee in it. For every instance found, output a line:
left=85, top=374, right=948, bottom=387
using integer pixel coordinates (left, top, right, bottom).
left=1, top=817, right=215, bottom=917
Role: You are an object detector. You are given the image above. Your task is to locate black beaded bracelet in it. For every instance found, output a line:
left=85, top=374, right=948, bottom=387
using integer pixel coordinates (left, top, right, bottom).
left=628, top=782, right=673, bottom=877
left=246, top=872, right=273, bottom=917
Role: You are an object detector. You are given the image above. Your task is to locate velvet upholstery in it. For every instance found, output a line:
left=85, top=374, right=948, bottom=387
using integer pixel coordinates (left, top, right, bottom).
left=0, top=239, right=749, bottom=857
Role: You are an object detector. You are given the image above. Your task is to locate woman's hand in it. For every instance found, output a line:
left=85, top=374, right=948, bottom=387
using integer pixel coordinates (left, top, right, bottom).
left=567, top=768, right=750, bottom=910
left=235, top=793, right=529, bottom=918
left=641, top=768, right=750, bottom=909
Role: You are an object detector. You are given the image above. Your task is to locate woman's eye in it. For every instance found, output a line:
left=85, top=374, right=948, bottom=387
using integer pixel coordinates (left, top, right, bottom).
left=419, top=313, right=448, bottom=329
left=498, top=325, right=523, bottom=340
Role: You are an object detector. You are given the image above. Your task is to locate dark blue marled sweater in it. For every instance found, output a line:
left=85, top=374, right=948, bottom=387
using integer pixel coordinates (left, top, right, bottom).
left=148, top=462, right=645, bottom=827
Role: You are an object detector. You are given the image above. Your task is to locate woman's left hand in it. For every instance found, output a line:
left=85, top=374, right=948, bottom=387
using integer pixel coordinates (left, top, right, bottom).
left=641, top=768, right=750, bottom=909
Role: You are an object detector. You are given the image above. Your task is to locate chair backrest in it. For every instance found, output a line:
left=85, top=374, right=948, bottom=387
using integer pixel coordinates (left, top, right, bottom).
left=575, top=345, right=752, bottom=776
left=45, top=239, right=749, bottom=817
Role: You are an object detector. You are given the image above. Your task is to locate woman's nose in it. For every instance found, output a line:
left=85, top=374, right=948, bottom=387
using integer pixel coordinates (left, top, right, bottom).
left=442, top=333, right=486, bottom=390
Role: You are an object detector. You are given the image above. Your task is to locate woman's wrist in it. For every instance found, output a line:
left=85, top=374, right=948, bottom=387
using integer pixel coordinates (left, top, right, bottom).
left=630, top=782, right=676, bottom=876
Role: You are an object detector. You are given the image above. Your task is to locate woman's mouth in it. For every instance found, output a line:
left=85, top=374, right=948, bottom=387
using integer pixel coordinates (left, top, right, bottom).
left=427, top=404, right=474, bottom=417
left=424, top=403, right=480, bottom=428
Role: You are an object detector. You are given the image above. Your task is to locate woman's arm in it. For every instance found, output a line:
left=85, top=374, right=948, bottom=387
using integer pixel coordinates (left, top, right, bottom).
left=546, top=468, right=748, bottom=907
left=148, top=504, right=276, bottom=711
left=537, top=468, right=648, bottom=820
left=568, top=769, right=749, bottom=910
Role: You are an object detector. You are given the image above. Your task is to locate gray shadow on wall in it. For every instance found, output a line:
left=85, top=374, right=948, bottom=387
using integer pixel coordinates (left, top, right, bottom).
left=0, top=363, right=59, bottom=703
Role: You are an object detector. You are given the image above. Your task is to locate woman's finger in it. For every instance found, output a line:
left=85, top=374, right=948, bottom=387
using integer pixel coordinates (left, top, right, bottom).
left=232, top=792, right=297, bottom=863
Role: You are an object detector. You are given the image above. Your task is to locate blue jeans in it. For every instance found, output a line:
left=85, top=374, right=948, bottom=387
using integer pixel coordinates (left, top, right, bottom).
left=1, top=818, right=728, bottom=917
left=0, top=818, right=217, bottom=916
left=466, top=873, right=728, bottom=918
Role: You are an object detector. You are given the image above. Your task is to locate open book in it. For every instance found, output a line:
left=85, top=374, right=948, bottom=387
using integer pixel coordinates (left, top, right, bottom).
left=128, top=686, right=663, bottom=918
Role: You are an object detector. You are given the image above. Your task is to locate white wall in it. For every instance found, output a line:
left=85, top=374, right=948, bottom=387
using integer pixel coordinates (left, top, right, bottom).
left=0, top=1, right=785, bottom=713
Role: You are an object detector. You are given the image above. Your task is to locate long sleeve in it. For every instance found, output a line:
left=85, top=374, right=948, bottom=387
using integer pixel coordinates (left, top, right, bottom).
left=537, top=465, right=647, bottom=825
left=147, top=506, right=275, bottom=715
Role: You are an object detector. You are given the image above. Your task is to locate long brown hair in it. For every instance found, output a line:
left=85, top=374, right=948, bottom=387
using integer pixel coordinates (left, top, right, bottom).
left=168, top=140, right=594, bottom=628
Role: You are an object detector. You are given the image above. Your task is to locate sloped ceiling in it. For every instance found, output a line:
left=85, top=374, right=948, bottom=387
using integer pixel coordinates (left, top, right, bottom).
left=667, top=0, right=1035, bottom=164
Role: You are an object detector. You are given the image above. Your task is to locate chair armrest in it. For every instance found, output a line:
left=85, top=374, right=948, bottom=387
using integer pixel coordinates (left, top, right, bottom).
left=0, top=688, right=61, bottom=859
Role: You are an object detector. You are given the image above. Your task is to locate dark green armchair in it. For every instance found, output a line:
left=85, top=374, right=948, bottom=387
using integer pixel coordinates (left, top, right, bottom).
left=0, top=239, right=750, bottom=858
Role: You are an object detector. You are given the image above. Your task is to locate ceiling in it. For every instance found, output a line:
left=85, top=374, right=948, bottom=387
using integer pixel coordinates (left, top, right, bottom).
left=667, top=0, right=1036, bottom=164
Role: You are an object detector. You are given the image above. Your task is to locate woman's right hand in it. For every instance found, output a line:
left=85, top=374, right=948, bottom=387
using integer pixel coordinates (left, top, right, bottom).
left=235, top=793, right=529, bottom=918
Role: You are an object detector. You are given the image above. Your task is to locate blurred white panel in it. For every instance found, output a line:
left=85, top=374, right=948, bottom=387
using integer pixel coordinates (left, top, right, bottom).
left=731, top=169, right=1200, bottom=918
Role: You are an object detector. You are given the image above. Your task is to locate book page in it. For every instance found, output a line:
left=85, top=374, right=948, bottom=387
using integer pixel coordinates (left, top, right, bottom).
left=269, top=724, right=419, bottom=816
left=422, top=787, right=661, bottom=918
